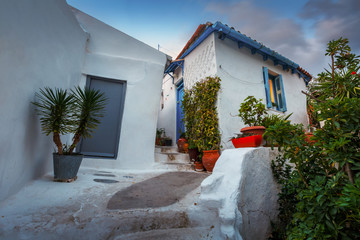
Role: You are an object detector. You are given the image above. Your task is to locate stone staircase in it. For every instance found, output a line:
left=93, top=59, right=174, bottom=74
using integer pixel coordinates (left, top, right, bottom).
left=154, top=146, right=194, bottom=171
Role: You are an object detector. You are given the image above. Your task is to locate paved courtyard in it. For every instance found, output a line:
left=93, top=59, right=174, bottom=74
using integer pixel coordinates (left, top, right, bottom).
left=0, top=168, right=214, bottom=240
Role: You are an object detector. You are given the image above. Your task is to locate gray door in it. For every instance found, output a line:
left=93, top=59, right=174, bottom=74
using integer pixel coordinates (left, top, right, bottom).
left=79, top=76, right=126, bottom=158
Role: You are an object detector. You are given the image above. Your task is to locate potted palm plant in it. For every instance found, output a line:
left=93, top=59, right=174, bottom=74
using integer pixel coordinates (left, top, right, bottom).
left=233, top=96, right=267, bottom=148
left=33, top=86, right=106, bottom=182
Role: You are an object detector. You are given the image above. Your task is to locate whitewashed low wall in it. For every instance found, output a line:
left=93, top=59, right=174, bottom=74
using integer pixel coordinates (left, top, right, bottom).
left=199, top=148, right=280, bottom=240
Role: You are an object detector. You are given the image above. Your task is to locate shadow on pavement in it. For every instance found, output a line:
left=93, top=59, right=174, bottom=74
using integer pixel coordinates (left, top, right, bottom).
left=107, top=172, right=208, bottom=210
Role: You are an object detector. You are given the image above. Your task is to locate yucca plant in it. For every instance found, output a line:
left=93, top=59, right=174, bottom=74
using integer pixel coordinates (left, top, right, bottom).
left=33, top=86, right=107, bottom=155
left=32, top=87, right=75, bottom=154
left=68, top=86, right=107, bottom=154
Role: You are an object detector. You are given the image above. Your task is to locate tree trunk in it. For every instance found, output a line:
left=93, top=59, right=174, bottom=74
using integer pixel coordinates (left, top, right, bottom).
left=69, top=132, right=81, bottom=154
left=345, top=162, right=354, bottom=184
left=53, top=132, right=63, bottom=155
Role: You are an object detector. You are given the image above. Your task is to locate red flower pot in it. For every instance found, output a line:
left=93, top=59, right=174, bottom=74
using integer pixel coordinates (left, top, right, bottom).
left=194, top=161, right=205, bottom=172
left=177, top=138, right=187, bottom=153
left=202, top=150, right=220, bottom=172
left=240, top=126, right=266, bottom=136
left=232, top=135, right=263, bottom=148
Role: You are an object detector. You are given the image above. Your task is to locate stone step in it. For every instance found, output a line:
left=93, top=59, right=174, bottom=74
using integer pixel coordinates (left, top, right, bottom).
left=155, top=146, right=179, bottom=153
left=105, top=210, right=191, bottom=237
left=155, top=151, right=190, bottom=164
left=153, top=162, right=194, bottom=171
left=111, top=226, right=216, bottom=240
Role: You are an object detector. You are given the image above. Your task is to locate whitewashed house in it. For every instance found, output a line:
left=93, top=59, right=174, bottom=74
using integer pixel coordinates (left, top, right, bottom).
left=0, top=0, right=166, bottom=201
left=157, top=21, right=312, bottom=148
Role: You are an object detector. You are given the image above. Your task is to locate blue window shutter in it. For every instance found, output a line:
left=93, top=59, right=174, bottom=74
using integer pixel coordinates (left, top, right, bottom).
left=263, top=67, right=272, bottom=108
left=279, top=74, right=287, bottom=112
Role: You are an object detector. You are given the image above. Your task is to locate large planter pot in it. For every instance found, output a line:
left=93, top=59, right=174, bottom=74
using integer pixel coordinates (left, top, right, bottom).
left=232, top=135, right=263, bottom=148
left=240, top=126, right=266, bottom=136
left=53, top=153, right=83, bottom=182
left=194, top=161, right=205, bottom=172
left=188, top=148, right=200, bottom=162
left=177, top=138, right=187, bottom=153
left=202, top=150, right=220, bottom=172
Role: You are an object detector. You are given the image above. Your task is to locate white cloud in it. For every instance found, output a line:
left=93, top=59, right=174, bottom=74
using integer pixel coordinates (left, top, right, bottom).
left=204, top=0, right=359, bottom=76
left=300, top=0, right=360, bottom=51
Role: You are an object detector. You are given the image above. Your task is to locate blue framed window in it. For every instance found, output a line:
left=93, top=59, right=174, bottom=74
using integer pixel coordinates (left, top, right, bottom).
left=263, top=67, right=287, bottom=112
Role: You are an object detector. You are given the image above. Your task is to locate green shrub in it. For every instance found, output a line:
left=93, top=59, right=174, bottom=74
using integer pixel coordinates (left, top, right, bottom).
left=267, top=38, right=360, bottom=239
left=182, top=76, right=221, bottom=152
left=238, top=96, right=267, bottom=126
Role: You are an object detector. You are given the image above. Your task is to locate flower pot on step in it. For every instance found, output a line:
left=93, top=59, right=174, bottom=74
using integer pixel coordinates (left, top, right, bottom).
left=202, top=150, right=220, bottom=172
left=183, top=143, right=189, bottom=153
left=232, top=135, right=263, bottom=148
left=164, top=138, right=172, bottom=146
left=240, top=126, right=266, bottom=136
left=177, top=138, right=187, bottom=153
left=194, top=161, right=205, bottom=172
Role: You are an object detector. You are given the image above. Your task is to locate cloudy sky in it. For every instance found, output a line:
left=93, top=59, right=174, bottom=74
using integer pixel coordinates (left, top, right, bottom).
left=67, top=0, right=360, bottom=77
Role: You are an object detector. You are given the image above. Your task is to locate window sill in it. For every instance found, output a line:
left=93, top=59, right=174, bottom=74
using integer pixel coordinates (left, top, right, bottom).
left=267, top=108, right=286, bottom=114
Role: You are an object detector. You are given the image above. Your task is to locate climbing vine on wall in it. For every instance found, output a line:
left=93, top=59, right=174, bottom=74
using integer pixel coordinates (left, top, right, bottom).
left=182, top=76, right=221, bottom=152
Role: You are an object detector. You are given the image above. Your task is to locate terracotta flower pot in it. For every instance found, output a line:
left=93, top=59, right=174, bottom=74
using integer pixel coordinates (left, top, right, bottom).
left=232, top=135, right=263, bottom=148
left=183, top=143, right=189, bottom=153
left=194, top=161, right=205, bottom=172
left=240, top=126, right=266, bottom=136
left=202, top=150, right=220, bottom=172
left=177, top=138, right=187, bottom=153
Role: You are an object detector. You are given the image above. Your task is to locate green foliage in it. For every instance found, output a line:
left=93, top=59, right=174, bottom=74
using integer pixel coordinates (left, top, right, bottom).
left=32, top=87, right=75, bottom=136
left=182, top=76, right=221, bottom=152
left=262, top=113, right=292, bottom=129
left=182, top=87, right=196, bottom=148
left=267, top=38, right=360, bottom=239
left=238, top=96, right=267, bottom=126
left=33, top=86, right=107, bottom=155
left=156, top=128, right=165, bottom=139
left=71, top=86, right=107, bottom=139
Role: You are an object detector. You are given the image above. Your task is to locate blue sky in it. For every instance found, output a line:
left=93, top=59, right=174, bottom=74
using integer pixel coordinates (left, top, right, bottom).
left=67, top=0, right=360, bottom=76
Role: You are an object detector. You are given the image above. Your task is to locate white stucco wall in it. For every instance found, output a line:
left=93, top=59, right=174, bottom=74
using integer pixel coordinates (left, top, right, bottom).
left=72, top=9, right=167, bottom=169
left=0, top=0, right=88, bottom=201
left=157, top=74, right=177, bottom=144
left=214, top=34, right=309, bottom=149
left=183, top=33, right=218, bottom=90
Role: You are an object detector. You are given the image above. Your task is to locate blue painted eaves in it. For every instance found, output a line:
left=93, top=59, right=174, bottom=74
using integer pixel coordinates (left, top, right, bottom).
left=164, top=21, right=311, bottom=84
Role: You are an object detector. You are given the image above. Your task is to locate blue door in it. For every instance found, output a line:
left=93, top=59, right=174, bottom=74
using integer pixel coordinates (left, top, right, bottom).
left=176, top=82, right=185, bottom=140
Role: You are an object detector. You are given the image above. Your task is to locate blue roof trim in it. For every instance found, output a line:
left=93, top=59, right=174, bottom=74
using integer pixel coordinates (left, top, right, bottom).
left=212, top=22, right=299, bottom=69
left=164, top=21, right=310, bottom=84
left=164, top=60, right=184, bottom=74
